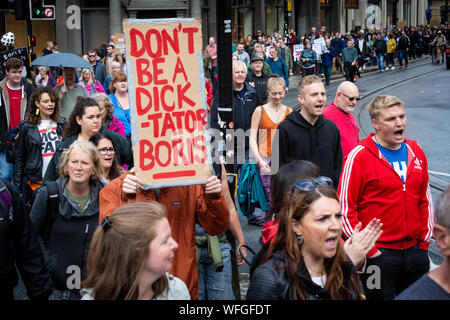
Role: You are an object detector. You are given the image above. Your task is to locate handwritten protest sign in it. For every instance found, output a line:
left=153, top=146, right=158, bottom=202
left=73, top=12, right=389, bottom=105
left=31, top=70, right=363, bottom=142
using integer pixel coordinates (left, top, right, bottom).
left=312, top=43, right=323, bottom=59
left=114, top=33, right=126, bottom=54
left=0, top=47, right=28, bottom=70
left=293, top=44, right=303, bottom=62
left=123, top=18, right=211, bottom=188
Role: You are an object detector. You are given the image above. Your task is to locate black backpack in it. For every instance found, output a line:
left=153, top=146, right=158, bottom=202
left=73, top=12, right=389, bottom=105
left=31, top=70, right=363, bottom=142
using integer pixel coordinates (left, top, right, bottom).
left=25, top=181, right=60, bottom=243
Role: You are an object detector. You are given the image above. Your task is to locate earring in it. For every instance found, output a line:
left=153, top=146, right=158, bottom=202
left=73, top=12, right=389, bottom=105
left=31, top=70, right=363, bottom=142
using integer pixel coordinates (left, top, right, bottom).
left=35, top=108, right=40, bottom=115
left=297, top=234, right=303, bottom=245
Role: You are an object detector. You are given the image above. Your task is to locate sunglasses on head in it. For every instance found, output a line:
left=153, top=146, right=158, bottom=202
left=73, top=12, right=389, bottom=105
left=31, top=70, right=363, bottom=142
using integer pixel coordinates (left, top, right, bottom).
left=339, top=92, right=360, bottom=101
left=292, top=176, right=333, bottom=193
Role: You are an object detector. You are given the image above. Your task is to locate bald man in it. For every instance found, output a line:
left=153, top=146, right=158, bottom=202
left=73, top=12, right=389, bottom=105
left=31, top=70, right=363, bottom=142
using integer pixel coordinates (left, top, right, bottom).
left=323, top=81, right=360, bottom=157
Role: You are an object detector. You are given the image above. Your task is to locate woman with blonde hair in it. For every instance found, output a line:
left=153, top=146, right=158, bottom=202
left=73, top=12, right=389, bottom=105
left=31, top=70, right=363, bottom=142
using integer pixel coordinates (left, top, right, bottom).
left=249, top=75, right=292, bottom=222
left=79, top=68, right=105, bottom=95
left=30, top=140, right=104, bottom=300
left=81, top=202, right=190, bottom=300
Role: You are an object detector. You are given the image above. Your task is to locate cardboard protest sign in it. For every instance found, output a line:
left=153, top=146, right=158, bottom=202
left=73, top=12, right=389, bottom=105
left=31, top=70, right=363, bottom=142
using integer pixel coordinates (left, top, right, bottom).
left=293, top=44, right=303, bottom=62
left=312, top=43, right=323, bottom=59
left=114, top=33, right=126, bottom=54
left=123, top=18, right=211, bottom=188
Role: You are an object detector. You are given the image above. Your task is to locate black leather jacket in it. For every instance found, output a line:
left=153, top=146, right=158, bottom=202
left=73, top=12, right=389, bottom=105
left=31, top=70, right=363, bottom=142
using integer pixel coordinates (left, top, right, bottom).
left=246, top=250, right=358, bottom=300
left=13, top=119, right=65, bottom=189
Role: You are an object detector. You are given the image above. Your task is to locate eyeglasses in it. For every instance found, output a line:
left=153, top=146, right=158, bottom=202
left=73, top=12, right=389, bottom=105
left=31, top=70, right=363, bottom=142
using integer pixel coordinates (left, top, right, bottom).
left=98, top=147, right=115, bottom=155
left=88, top=55, right=96, bottom=58
left=292, top=176, right=334, bottom=192
left=339, top=92, right=360, bottom=102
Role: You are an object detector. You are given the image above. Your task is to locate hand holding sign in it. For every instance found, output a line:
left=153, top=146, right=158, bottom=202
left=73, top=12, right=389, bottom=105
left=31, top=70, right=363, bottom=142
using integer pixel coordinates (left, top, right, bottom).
left=122, top=173, right=145, bottom=194
left=204, top=175, right=222, bottom=195
left=124, top=18, right=211, bottom=188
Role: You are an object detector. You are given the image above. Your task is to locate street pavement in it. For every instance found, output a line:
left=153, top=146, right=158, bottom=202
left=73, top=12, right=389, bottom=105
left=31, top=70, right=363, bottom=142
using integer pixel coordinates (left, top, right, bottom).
left=237, top=58, right=450, bottom=298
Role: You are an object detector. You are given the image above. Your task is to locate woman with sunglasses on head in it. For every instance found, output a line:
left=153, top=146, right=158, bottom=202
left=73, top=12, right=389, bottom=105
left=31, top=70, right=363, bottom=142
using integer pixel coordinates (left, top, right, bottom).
left=89, top=132, right=124, bottom=184
left=247, top=162, right=382, bottom=299
left=44, top=96, right=133, bottom=182
left=247, top=177, right=362, bottom=300
left=81, top=202, right=190, bottom=300
left=13, top=87, right=65, bottom=199
left=249, top=76, right=292, bottom=224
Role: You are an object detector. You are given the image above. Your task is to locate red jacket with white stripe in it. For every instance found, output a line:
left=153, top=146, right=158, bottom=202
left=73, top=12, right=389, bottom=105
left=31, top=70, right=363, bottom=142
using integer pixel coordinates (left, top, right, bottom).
left=338, top=133, right=434, bottom=257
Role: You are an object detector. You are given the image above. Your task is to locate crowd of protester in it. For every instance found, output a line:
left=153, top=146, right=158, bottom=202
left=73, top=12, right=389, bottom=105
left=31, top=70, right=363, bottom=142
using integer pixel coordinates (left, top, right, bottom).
left=0, top=20, right=449, bottom=302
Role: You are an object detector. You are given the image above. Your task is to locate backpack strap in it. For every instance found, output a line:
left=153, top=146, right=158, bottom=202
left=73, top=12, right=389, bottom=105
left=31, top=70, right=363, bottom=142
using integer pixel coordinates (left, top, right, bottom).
left=0, top=179, right=13, bottom=218
left=44, top=181, right=60, bottom=220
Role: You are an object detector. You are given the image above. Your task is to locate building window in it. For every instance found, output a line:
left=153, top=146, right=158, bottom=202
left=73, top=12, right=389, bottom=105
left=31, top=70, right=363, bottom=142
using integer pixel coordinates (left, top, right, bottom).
left=232, top=0, right=254, bottom=43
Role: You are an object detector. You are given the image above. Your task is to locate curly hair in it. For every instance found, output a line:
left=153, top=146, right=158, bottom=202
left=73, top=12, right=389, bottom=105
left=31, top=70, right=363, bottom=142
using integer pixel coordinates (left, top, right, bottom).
left=91, top=93, right=114, bottom=122
left=25, top=86, right=61, bottom=125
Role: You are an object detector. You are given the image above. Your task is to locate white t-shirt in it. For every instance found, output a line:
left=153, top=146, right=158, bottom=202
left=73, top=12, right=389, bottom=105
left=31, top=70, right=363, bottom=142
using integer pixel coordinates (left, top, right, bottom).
left=311, top=274, right=327, bottom=288
left=38, top=120, right=61, bottom=177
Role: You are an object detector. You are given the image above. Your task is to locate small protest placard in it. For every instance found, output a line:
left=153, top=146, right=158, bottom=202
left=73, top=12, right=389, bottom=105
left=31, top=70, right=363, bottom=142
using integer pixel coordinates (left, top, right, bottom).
left=123, top=18, right=211, bottom=188
left=114, top=33, right=126, bottom=54
left=312, top=43, right=323, bottom=58
left=293, top=44, right=303, bottom=62
left=0, top=47, right=28, bottom=70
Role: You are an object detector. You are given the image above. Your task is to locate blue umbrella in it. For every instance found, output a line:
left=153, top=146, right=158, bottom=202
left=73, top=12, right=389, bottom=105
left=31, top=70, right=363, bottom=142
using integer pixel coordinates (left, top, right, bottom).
left=31, top=52, right=93, bottom=69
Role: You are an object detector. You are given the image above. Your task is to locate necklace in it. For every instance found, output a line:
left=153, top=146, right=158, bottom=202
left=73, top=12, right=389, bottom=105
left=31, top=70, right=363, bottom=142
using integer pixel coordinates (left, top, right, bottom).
left=306, top=265, right=325, bottom=277
left=265, top=104, right=284, bottom=123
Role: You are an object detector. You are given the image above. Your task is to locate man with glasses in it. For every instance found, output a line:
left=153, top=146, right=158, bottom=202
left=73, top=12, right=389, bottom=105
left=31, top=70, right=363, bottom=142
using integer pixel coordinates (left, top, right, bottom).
left=323, top=81, right=360, bottom=157
left=274, top=75, right=342, bottom=187
left=86, top=49, right=107, bottom=92
left=339, top=95, right=434, bottom=300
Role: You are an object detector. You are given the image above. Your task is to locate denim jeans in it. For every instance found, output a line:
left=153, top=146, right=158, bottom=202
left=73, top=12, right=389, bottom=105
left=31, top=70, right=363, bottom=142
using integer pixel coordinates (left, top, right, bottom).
left=0, top=151, right=13, bottom=181
left=321, top=65, right=332, bottom=85
left=398, top=49, right=408, bottom=66
left=360, top=244, right=429, bottom=300
left=376, top=53, right=385, bottom=70
left=196, top=225, right=235, bottom=300
left=211, top=66, right=218, bottom=95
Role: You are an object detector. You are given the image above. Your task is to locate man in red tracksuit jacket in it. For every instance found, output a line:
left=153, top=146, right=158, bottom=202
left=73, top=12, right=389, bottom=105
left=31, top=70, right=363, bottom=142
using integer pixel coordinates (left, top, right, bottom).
left=338, top=95, right=434, bottom=300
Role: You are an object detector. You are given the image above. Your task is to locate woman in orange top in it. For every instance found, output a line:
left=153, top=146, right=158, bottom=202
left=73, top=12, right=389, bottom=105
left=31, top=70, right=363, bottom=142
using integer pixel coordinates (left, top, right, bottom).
left=249, top=75, right=292, bottom=222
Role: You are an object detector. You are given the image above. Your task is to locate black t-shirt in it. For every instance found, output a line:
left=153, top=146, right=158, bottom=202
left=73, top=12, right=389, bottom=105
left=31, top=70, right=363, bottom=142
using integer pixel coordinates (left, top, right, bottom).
left=246, top=72, right=270, bottom=105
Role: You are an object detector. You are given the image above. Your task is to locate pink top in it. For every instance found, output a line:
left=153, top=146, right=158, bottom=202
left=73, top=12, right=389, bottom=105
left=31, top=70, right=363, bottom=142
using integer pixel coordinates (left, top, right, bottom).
left=323, top=102, right=360, bottom=158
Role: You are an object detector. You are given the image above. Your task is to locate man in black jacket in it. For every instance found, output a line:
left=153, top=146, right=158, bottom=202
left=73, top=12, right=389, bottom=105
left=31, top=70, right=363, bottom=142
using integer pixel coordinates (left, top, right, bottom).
left=273, top=75, right=342, bottom=187
left=0, top=179, right=52, bottom=300
left=246, top=54, right=270, bottom=106
left=373, top=34, right=387, bottom=72
left=397, top=31, right=410, bottom=68
left=210, top=60, right=262, bottom=225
